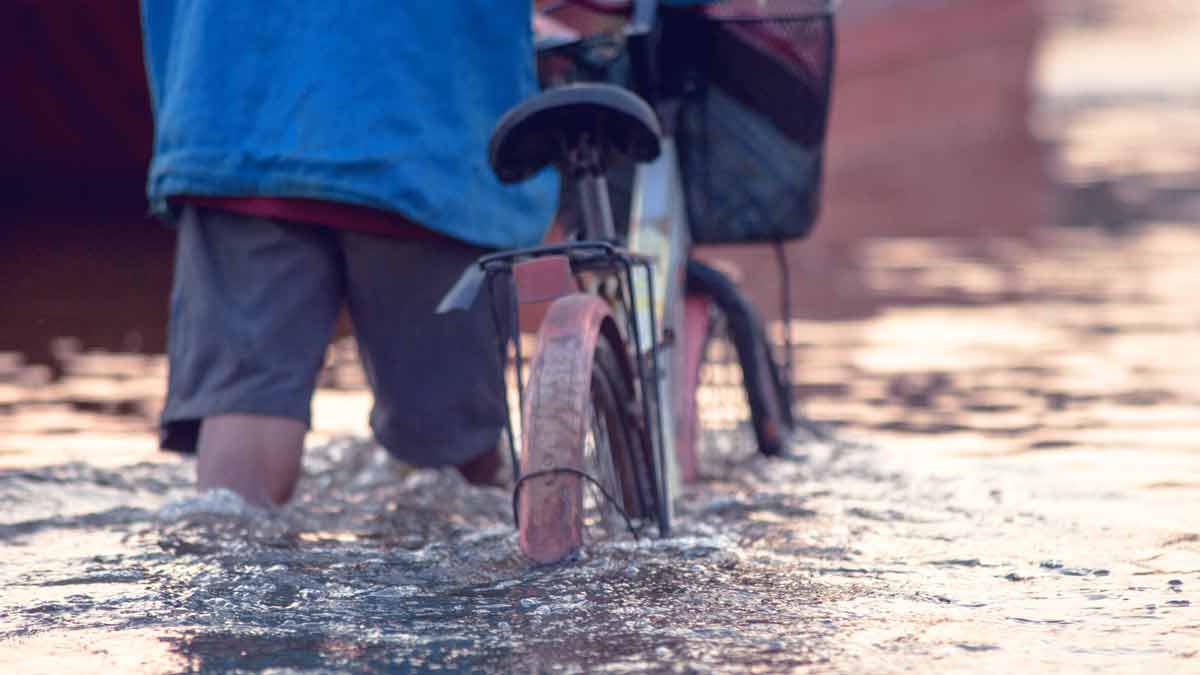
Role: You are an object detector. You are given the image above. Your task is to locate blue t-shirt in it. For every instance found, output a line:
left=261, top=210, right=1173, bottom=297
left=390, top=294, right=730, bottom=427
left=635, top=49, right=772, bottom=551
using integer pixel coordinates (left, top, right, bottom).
left=140, top=2, right=558, bottom=249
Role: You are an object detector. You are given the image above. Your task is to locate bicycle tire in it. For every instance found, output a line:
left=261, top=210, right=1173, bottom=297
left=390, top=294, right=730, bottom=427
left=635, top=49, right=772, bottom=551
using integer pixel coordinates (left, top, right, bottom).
left=685, top=259, right=794, bottom=460
left=517, top=303, right=657, bottom=564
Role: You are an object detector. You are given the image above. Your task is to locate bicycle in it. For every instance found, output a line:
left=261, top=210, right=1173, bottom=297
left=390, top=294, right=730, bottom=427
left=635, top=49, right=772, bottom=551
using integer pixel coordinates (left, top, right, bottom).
left=439, top=0, right=835, bottom=563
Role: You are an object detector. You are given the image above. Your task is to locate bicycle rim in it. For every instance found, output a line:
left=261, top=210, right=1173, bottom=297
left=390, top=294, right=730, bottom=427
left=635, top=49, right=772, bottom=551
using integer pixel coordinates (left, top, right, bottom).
left=583, top=337, right=653, bottom=536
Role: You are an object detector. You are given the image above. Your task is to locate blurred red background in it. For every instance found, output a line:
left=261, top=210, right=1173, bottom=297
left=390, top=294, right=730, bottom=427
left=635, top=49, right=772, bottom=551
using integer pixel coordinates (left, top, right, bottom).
left=0, top=0, right=1049, bottom=364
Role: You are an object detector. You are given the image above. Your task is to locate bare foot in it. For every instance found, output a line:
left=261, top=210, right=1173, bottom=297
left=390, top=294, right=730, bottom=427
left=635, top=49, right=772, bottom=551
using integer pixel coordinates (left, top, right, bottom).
left=455, top=446, right=503, bottom=487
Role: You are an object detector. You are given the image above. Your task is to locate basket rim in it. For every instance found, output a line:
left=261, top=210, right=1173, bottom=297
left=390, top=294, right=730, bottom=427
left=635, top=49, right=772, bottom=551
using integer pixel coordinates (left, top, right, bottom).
left=704, top=0, right=838, bottom=22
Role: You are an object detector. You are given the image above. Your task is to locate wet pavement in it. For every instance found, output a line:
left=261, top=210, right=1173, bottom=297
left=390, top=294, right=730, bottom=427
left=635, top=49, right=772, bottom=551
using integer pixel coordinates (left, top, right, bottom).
left=3, top=1, right=1200, bottom=672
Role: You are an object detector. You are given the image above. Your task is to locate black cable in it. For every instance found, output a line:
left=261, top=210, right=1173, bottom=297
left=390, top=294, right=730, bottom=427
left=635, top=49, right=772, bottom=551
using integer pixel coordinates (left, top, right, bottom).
left=512, top=467, right=643, bottom=541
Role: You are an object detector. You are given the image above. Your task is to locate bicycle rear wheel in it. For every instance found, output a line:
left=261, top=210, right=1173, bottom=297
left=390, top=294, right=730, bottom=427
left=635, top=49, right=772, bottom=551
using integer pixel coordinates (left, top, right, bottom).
left=517, top=296, right=658, bottom=564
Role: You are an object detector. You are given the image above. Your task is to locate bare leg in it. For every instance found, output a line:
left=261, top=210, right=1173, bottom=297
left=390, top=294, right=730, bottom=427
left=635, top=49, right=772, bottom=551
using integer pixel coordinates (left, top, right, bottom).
left=196, top=413, right=306, bottom=507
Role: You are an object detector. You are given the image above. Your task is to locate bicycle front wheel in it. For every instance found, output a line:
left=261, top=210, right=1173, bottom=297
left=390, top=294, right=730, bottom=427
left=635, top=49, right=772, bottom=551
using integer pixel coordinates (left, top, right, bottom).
left=682, top=259, right=794, bottom=474
left=517, top=295, right=658, bottom=564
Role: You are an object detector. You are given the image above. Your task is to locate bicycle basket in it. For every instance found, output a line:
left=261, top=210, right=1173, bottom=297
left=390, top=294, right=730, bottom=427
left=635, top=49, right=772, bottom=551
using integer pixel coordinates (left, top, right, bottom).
left=663, top=0, right=836, bottom=245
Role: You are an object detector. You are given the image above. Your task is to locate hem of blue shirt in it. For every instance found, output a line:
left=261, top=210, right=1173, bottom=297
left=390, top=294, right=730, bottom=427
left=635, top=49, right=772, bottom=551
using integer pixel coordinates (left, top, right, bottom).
left=146, top=152, right=557, bottom=251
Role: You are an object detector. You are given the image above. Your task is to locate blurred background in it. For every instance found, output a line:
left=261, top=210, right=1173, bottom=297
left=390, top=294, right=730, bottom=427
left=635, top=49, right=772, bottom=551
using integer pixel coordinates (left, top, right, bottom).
left=1, top=0, right=1198, bottom=465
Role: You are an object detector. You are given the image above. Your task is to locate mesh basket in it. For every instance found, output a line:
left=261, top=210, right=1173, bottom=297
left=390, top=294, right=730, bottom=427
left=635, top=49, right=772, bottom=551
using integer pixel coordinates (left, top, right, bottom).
left=663, top=0, right=836, bottom=245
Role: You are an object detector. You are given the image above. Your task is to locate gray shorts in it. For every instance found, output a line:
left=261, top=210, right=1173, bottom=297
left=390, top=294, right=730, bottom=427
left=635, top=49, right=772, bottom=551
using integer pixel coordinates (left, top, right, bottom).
left=160, top=205, right=508, bottom=467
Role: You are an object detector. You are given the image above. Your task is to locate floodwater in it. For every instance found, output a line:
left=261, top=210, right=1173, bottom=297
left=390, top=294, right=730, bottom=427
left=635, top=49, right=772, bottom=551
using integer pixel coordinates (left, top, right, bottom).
left=4, top=2, right=1200, bottom=673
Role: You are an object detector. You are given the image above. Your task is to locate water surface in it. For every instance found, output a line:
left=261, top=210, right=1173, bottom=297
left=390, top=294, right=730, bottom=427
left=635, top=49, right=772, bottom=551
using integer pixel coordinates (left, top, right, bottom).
left=3, top=1, right=1200, bottom=672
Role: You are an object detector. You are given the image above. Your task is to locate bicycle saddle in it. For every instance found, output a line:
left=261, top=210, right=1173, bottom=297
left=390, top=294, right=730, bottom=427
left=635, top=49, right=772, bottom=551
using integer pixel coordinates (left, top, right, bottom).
left=489, top=83, right=662, bottom=184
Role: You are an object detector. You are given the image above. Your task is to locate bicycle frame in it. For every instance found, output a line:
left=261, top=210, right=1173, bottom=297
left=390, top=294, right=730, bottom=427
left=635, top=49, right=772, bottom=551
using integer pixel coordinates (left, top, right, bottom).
left=442, top=0, right=824, bottom=560
left=622, top=136, right=691, bottom=527
left=549, top=0, right=694, bottom=527
left=565, top=140, right=690, bottom=535
left=443, top=0, right=723, bottom=546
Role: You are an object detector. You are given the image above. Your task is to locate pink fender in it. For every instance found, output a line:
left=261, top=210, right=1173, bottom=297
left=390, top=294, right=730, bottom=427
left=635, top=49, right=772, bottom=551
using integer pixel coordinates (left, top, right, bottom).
left=517, top=293, right=617, bottom=563
left=513, top=254, right=578, bottom=334
left=676, top=293, right=710, bottom=483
